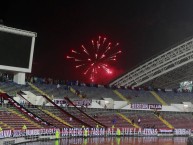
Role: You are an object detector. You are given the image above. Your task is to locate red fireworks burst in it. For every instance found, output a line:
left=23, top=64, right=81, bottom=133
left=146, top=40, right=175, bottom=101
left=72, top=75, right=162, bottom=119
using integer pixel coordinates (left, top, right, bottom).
left=67, top=36, right=121, bottom=82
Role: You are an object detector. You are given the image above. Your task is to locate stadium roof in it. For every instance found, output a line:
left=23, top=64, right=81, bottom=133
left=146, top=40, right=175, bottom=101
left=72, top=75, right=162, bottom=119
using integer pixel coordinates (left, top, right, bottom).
left=109, top=37, right=193, bottom=89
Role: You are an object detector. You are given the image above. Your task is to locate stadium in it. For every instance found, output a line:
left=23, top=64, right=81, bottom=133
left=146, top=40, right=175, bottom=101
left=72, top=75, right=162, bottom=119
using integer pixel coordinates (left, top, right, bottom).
left=2, top=1, right=193, bottom=144
left=0, top=25, right=193, bottom=145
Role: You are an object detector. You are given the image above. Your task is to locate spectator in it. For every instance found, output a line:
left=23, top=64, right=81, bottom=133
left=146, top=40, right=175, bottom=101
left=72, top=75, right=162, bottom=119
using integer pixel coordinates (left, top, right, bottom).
left=42, top=102, right=45, bottom=109
left=154, top=109, right=160, bottom=117
left=152, top=124, right=156, bottom=129
left=96, top=124, right=99, bottom=128
left=82, top=125, right=85, bottom=129
left=132, top=119, right=135, bottom=124
left=57, top=84, right=60, bottom=89
left=22, top=124, right=27, bottom=130
left=137, top=118, right=141, bottom=125
left=93, top=114, right=98, bottom=118
left=76, top=90, right=80, bottom=96
left=112, top=118, right=117, bottom=124
left=112, top=124, right=115, bottom=129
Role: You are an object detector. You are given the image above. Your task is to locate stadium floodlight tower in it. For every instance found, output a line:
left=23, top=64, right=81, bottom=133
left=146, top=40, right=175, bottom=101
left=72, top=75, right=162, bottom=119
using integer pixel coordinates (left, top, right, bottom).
left=0, top=25, right=36, bottom=84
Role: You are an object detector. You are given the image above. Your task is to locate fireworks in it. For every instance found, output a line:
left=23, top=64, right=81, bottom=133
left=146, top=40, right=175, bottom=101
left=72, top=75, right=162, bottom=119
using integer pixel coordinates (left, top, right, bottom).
left=67, top=36, right=121, bottom=82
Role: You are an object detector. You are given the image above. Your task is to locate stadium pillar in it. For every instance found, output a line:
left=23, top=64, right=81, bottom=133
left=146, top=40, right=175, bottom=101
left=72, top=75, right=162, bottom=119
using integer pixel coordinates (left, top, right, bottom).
left=13, top=72, right=25, bottom=85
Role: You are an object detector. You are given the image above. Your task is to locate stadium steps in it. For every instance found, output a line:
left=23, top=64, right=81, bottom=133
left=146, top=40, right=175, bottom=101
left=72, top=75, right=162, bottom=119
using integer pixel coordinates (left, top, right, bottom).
left=7, top=108, right=42, bottom=129
left=116, top=112, right=140, bottom=128
left=113, top=90, right=131, bottom=104
left=0, top=121, right=12, bottom=130
left=154, top=114, right=174, bottom=129
left=69, top=87, right=82, bottom=98
left=27, top=82, right=52, bottom=99
left=39, top=108, right=73, bottom=127
left=0, top=89, right=5, bottom=93
left=150, top=91, right=168, bottom=105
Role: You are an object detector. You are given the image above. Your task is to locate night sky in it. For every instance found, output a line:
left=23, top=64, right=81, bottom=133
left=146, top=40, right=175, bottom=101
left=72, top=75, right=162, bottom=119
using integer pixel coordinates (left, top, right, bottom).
left=1, top=0, right=193, bottom=84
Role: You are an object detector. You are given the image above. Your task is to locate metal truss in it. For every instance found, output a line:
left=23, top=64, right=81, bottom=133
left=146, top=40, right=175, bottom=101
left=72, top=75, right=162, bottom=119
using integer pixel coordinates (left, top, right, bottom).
left=144, top=61, right=193, bottom=88
left=109, top=38, right=193, bottom=88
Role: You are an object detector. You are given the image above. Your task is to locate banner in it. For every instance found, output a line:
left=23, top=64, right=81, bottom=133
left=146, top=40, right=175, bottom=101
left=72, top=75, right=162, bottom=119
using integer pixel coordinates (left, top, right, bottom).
left=53, top=99, right=92, bottom=107
left=174, top=129, right=191, bottom=136
left=0, top=130, right=12, bottom=138
left=120, top=128, right=158, bottom=136
left=148, top=104, right=162, bottom=110
left=131, top=103, right=162, bottom=110
left=53, top=99, right=67, bottom=105
left=0, top=128, right=192, bottom=139
left=72, top=99, right=92, bottom=106
left=158, top=129, right=173, bottom=133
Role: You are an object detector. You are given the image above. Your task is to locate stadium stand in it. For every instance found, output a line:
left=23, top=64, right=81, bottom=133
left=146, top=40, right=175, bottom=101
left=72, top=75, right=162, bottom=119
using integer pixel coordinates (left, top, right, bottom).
left=155, top=91, right=193, bottom=105
left=33, top=83, right=79, bottom=100
left=26, top=106, right=69, bottom=128
left=72, top=85, right=122, bottom=101
left=0, top=77, right=193, bottom=143
left=119, top=110, right=168, bottom=129
left=160, top=111, right=193, bottom=129
left=116, top=89, right=160, bottom=104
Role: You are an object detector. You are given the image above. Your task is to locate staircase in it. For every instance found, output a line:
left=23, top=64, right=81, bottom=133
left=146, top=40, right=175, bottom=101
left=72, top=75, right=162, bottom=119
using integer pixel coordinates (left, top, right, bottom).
left=27, top=82, right=52, bottom=99
left=155, top=114, right=174, bottom=129
left=40, top=108, right=72, bottom=127
left=113, top=90, right=131, bottom=103
left=117, top=113, right=140, bottom=128
left=150, top=91, right=168, bottom=105
left=0, top=89, right=5, bottom=93
left=69, top=87, right=82, bottom=98
left=0, top=121, right=12, bottom=130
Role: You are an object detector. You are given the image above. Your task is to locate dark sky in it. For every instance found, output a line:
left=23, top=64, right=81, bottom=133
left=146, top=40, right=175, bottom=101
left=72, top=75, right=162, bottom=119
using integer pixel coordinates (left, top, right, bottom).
left=1, top=0, right=193, bottom=84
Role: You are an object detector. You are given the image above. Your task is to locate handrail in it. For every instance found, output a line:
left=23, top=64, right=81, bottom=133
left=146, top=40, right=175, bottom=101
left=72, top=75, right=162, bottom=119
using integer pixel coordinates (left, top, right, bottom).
left=42, top=95, right=92, bottom=128
left=64, top=97, right=108, bottom=128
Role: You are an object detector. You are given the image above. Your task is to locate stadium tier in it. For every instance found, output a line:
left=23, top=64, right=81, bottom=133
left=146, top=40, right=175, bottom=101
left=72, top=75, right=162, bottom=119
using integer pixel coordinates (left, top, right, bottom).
left=0, top=80, right=192, bottom=131
left=116, top=89, right=160, bottom=104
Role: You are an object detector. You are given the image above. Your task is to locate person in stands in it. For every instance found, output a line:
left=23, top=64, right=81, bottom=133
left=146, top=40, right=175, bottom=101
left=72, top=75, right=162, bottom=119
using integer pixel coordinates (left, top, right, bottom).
left=22, top=124, right=27, bottom=130
left=82, top=125, right=85, bottom=129
left=132, top=119, right=135, bottom=124
left=112, top=118, right=117, bottom=125
left=137, top=118, right=141, bottom=125
left=0, top=127, right=3, bottom=132
left=96, top=124, right=99, bottom=128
